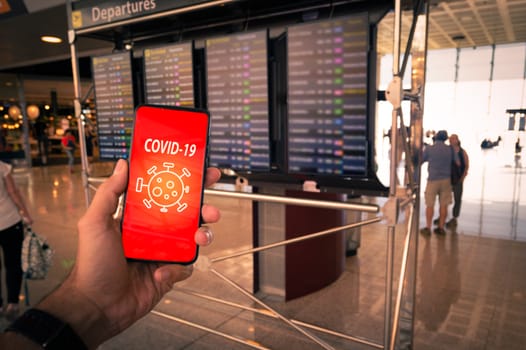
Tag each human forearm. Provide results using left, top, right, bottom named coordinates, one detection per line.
left=0, top=331, right=41, bottom=349
left=0, top=162, right=221, bottom=349
left=5, top=174, right=32, bottom=222
left=36, top=280, right=115, bottom=349
left=0, top=281, right=114, bottom=350
left=11, top=191, right=31, bottom=220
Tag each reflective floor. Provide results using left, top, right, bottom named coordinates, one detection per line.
left=0, top=156, right=525, bottom=349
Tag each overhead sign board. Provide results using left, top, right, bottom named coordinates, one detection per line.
left=70, top=0, right=223, bottom=30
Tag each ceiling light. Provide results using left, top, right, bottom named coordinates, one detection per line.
left=41, top=35, right=63, bottom=44
left=452, top=35, right=466, bottom=41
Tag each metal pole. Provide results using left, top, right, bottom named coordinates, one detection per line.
left=389, top=205, right=414, bottom=350
left=210, top=268, right=336, bottom=350
left=389, top=108, right=400, bottom=193
left=393, top=0, right=402, bottom=77
left=205, top=188, right=379, bottom=213
left=385, top=0, right=403, bottom=347
left=211, top=217, right=381, bottom=263
left=66, top=0, right=91, bottom=207
left=396, top=3, right=429, bottom=349
left=384, top=225, right=395, bottom=348
left=410, top=0, right=428, bottom=333
left=15, top=75, right=32, bottom=168
left=178, top=289, right=384, bottom=349
left=151, top=310, right=272, bottom=350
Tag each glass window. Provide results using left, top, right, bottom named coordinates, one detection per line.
left=493, top=43, right=526, bottom=80
left=454, top=80, right=491, bottom=146
left=426, top=48, right=456, bottom=82
left=423, top=81, right=455, bottom=131
left=490, top=79, right=525, bottom=128
left=458, top=46, right=493, bottom=81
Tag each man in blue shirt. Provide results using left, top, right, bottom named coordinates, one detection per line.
left=421, top=130, right=459, bottom=235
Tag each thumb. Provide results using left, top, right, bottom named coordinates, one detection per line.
left=81, top=159, right=128, bottom=225
left=154, top=265, right=193, bottom=289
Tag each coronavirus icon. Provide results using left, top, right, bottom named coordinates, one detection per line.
left=135, top=162, right=191, bottom=213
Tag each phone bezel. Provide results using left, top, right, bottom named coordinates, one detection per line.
left=121, top=104, right=210, bottom=265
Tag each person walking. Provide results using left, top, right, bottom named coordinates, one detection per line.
left=420, top=130, right=458, bottom=235
left=61, top=129, right=76, bottom=173
left=33, top=118, right=49, bottom=165
left=447, top=134, right=469, bottom=228
left=0, top=160, right=33, bottom=321
left=84, top=124, right=96, bottom=162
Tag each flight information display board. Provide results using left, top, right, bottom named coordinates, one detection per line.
left=287, top=15, right=369, bottom=175
left=206, top=30, right=270, bottom=171
left=92, top=52, right=134, bottom=160
left=143, top=42, right=195, bottom=107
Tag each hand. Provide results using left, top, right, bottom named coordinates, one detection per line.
left=37, top=159, right=221, bottom=349
left=22, top=215, right=33, bottom=226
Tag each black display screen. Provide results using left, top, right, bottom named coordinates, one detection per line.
left=205, top=30, right=270, bottom=172
left=92, top=52, right=134, bottom=160
left=143, top=42, right=195, bottom=107
left=287, top=15, right=369, bottom=175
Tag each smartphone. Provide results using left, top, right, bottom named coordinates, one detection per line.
left=121, top=104, right=210, bottom=264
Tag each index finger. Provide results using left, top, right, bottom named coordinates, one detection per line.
left=204, top=167, right=221, bottom=188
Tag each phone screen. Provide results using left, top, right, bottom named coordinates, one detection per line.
left=121, top=105, right=210, bottom=264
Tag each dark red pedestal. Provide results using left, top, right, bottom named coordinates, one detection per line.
left=285, top=190, right=346, bottom=300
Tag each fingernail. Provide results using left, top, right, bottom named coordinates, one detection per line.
left=112, top=159, right=125, bottom=175
left=203, top=227, right=213, bottom=245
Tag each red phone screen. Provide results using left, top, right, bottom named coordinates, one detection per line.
left=122, top=105, right=209, bottom=264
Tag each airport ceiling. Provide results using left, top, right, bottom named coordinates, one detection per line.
left=0, top=0, right=525, bottom=107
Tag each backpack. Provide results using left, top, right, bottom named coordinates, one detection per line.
left=21, top=226, right=54, bottom=280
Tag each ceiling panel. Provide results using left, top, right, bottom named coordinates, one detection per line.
left=377, top=0, right=526, bottom=54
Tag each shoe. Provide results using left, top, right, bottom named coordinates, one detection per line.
left=433, top=218, right=439, bottom=225
left=446, top=218, right=457, bottom=228
left=4, top=303, right=19, bottom=322
left=420, top=227, right=431, bottom=235
left=346, top=249, right=357, bottom=257
left=434, top=227, right=446, bottom=235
